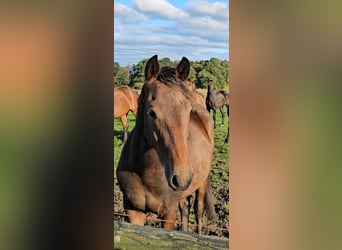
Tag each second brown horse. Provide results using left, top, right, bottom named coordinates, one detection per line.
left=117, top=55, right=216, bottom=234
left=114, top=86, right=139, bottom=143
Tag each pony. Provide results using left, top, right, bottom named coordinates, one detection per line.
left=113, top=86, right=139, bottom=143
left=205, top=80, right=229, bottom=129
left=116, top=55, right=216, bottom=234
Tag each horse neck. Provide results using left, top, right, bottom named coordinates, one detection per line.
left=127, top=107, right=145, bottom=168
left=129, top=87, right=150, bottom=155
left=207, top=84, right=214, bottom=98
left=209, top=82, right=215, bottom=91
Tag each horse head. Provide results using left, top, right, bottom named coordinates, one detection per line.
left=140, top=55, right=194, bottom=191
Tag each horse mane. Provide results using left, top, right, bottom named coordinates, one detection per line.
left=158, top=67, right=188, bottom=90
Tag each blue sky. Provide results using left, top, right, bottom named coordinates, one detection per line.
left=114, top=0, right=229, bottom=66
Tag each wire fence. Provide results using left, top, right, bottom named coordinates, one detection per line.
left=113, top=211, right=229, bottom=238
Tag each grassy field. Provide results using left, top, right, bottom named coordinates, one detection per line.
left=114, top=91, right=229, bottom=237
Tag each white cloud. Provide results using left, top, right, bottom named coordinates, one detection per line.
left=114, top=0, right=229, bottom=66
left=178, top=16, right=229, bottom=42
left=114, top=23, right=227, bottom=65
left=114, top=3, right=148, bottom=23
left=187, top=0, right=229, bottom=20
left=133, top=0, right=189, bottom=20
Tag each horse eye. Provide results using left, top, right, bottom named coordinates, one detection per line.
left=148, top=109, right=157, bottom=119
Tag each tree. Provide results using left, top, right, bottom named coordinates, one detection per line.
left=197, top=69, right=214, bottom=88
left=210, top=57, right=221, bottom=67
left=114, top=66, right=130, bottom=87
left=130, top=59, right=148, bottom=87
left=118, top=57, right=229, bottom=91
left=114, top=62, right=120, bottom=78
left=189, top=65, right=196, bottom=79
left=159, top=57, right=174, bottom=68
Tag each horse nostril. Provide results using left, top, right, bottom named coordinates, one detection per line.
left=170, top=175, right=192, bottom=191
left=171, top=175, right=179, bottom=188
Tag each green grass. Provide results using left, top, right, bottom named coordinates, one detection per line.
left=211, top=113, right=229, bottom=187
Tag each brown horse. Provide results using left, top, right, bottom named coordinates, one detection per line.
left=206, top=80, right=229, bottom=128
left=117, top=55, right=216, bottom=234
left=114, top=86, right=139, bottom=143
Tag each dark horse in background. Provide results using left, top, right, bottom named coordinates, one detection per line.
left=117, top=55, right=216, bottom=234
left=114, top=86, right=139, bottom=144
left=206, top=80, right=230, bottom=141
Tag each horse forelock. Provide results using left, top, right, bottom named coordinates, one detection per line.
left=157, top=67, right=191, bottom=94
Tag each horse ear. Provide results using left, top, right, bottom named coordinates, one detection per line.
left=190, top=105, right=214, bottom=144
left=145, top=55, right=160, bottom=84
left=176, top=57, right=190, bottom=81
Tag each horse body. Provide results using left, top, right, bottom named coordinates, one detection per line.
left=118, top=114, right=212, bottom=216
left=117, top=55, right=215, bottom=233
left=206, top=80, right=229, bottom=130
left=114, top=86, right=139, bottom=143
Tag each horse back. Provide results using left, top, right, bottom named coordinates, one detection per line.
left=119, top=86, right=139, bottom=115
left=217, top=90, right=229, bottom=105
left=114, top=87, right=130, bottom=116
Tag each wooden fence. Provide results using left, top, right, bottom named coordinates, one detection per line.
left=114, top=221, right=229, bottom=250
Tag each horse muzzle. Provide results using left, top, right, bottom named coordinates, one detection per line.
left=169, top=173, right=193, bottom=191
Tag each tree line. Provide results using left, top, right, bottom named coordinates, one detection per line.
left=114, top=57, right=229, bottom=90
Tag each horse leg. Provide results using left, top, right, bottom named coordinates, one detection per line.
left=225, top=105, right=230, bottom=142
left=132, top=109, right=138, bottom=118
left=220, top=106, right=225, bottom=126
left=162, top=205, right=178, bottom=230
left=225, top=125, right=229, bottom=143
left=194, top=180, right=208, bottom=234
left=179, top=196, right=191, bottom=232
left=226, top=104, right=230, bottom=117
left=123, top=196, right=146, bottom=225
left=213, top=109, right=217, bottom=129
left=120, top=115, right=128, bottom=143
left=126, top=209, right=146, bottom=226
left=204, top=180, right=217, bottom=221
